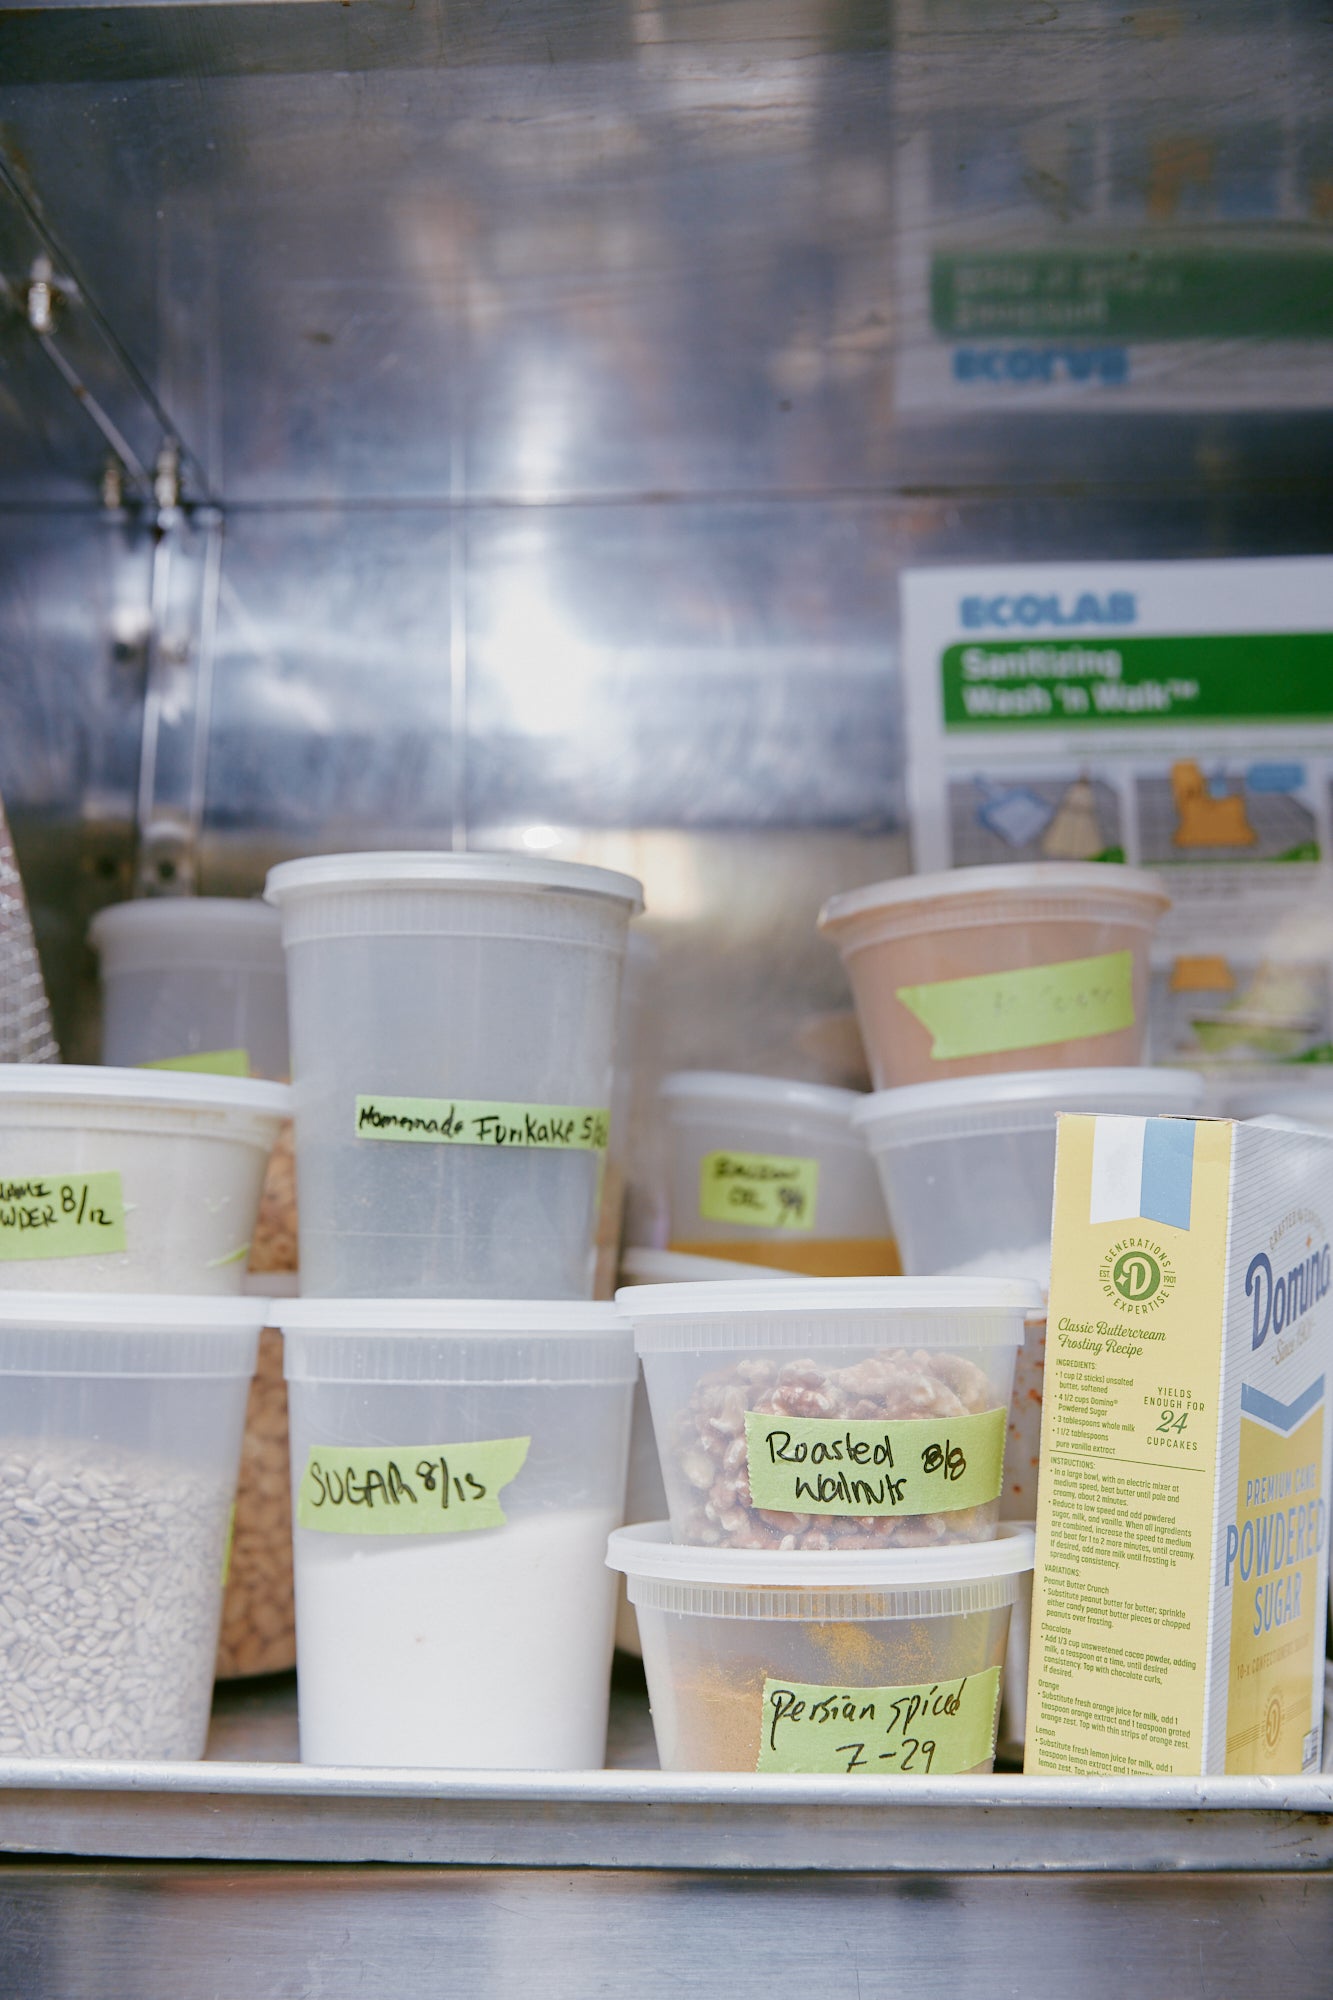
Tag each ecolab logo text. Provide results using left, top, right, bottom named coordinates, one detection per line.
left=959, top=591, right=1137, bottom=631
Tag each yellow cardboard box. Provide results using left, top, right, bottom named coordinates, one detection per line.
left=1026, top=1113, right=1332, bottom=1776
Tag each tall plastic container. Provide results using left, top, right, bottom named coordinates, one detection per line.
left=282, top=1299, right=636, bottom=1768
left=265, top=853, right=643, bottom=1298
left=818, top=862, right=1170, bottom=1089
left=0, top=1293, right=263, bottom=1760
left=0, top=1066, right=290, bottom=1292
left=91, top=898, right=288, bottom=1080
left=658, top=1072, right=896, bottom=1275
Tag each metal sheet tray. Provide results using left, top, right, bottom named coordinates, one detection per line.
left=1, top=1668, right=1331, bottom=1873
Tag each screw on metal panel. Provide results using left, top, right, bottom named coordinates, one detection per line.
left=153, top=439, right=181, bottom=513
left=100, top=457, right=125, bottom=511
left=25, top=255, right=55, bottom=334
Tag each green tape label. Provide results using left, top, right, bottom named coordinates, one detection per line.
left=220, top=1503, right=236, bottom=1589
left=297, top=1438, right=530, bottom=1536
left=744, top=1407, right=1006, bottom=1516
left=699, top=1151, right=819, bottom=1231
left=142, top=1049, right=250, bottom=1077
left=757, top=1668, right=1001, bottom=1775
left=355, top=1097, right=609, bottom=1150
left=0, top=1172, right=127, bottom=1261
left=896, top=949, right=1134, bottom=1061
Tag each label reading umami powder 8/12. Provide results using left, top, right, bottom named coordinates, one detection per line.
left=756, top=1668, right=1001, bottom=1774
left=354, top=1098, right=610, bottom=1150
left=297, top=1438, right=531, bottom=1535
left=896, top=950, right=1135, bottom=1061
left=0, top=1172, right=127, bottom=1260
left=698, top=1151, right=818, bottom=1230
left=744, top=1408, right=1005, bottom=1515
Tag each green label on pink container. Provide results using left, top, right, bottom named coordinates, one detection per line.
left=757, top=1668, right=1001, bottom=1774
left=896, top=948, right=1135, bottom=1060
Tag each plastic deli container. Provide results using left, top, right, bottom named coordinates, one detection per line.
left=281, top=1299, right=636, bottom=1768
left=91, top=897, right=289, bottom=1080
left=818, top=863, right=1170, bottom=1090
left=853, top=1067, right=1208, bottom=1287
left=620, top=1277, right=1040, bottom=1550
left=608, top=1520, right=1035, bottom=1774
left=0, top=1067, right=291, bottom=1293
left=265, top=853, right=643, bottom=1298
left=659, top=1072, right=897, bottom=1277
left=0, top=1293, right=262, bottom=1759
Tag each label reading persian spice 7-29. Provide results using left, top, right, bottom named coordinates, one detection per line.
left=354, top=1097, right=609, bottom=1150
left=698, top=1151, right=818, bottom=1230
left=744, top=1408, right=1005, bottom=1515
left=756, top=1669, right=1001, bottom=1774
left=297, top=1438, right=530, bottom=1536
left=0, top=1172, right=127, bottom=1261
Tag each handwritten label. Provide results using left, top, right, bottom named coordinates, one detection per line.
left=698, top=1151, right=819, bottom=1231
left=0, top=1172, right=127, bottom=1261
left=297, top=1437, right=530, bottom=1535
left=354, top=1097, right=609, bottom=1150
left=756, top=1668, right=1002, bottom=1775
left=744, top=1407, right=1005, bottom=1516
left=896, top=949, right=1135, bottom=1061
left=142, top=1049, right=250, bottom=1077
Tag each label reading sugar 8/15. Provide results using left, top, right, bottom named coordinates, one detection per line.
left=756, top=1668, right=1002, bottom=1774
left=0, top=1172, right=127, bottom=1260
left=354, top=1097, right=610, bottom=1150
left=297, top=1437, right=531, bottom=1535
left=698, top=1151, right=819, bottom=1230
left=744, top=1407, right=1006, bottom=1516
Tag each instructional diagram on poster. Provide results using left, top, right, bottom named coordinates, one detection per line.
left=902, top=557, right=1333, bottom=1068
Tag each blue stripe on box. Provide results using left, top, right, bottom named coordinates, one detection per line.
left=1139, top=1118, right=1195, bottom=1231
left=1240, top=1376, right=1325, bottom=1436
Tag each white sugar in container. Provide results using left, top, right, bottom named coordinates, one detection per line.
left=91, top=897, right=289, bottom=1080
left=620, top=1276, right=1039, bottom=1551
left=282, top=1299, right=635, bottom=1768
left=658, top=1072, right=894, bottom=1275
left=265, top=853, right=643, bottom=1298
left=608, top=1521, right=1035, bottom=1773
left=0, top=1293, right=263, bottom=1759
left=0, top=1067, right=290, bottom=1292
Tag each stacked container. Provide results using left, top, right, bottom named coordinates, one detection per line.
left=265, top=852, right=644, bottom=1769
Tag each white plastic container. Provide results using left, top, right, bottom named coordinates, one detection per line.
left=608, top=1520, right=1035, bottom=1773
left=658, top=1072, right=896, bottom=1276
left=265, top=852, right=644, bottom=1298
left=0, top=1293, right=263, bottom=1760
left=1218, top=1074, right=1333, bottom=1126
left=852, top=1067, right=1208, bottom=1287
left=0, top=1067, right=291, bottom=1292
left=281, top=1298, right=636, bottom=1768
left=818, top=862, right=1170, bottom=1090
left=620, top=1276, right=1039, bottom=1550
left=91, top=898, right=288, bottom=1080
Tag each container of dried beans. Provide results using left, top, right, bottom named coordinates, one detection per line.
left=607, top=1519, right=1035, bottom=1773
left=618, top=1276, right=1040, bottom=1551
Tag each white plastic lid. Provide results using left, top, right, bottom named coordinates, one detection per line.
left=852, top=1066, right=1208, bottom=1138
left=617, top=1275, right=1041, bottom=1351
left=90, top=898, right=282, bottom=963
left=0, top=1064, right=291, bottom=1118
left=265, top=850, right=644, bottom=913
left=1221, top=1076, right=1333, bottom=1124
left=619, top=1247, right=788, bottom=1285
left=659, top=1071, right=865, bottom=1127
left=819, top=860, right=1169, bottom=930
left=278, top=1298, right=627, bottom=1336
left=607, top=1519, right=1035, bottom=1587
left=0, top=1293, right=270, bottom=1332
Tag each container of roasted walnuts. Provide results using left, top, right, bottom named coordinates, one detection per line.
left=618, top=1278, right=1040, bottom=1552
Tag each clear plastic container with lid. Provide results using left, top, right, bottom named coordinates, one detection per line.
left=90, top=897, right=289, bottom=1080
left=281, top=1298, right=636, bottom=1768
left=0, top=1292, right=264, bottom=1760
left=608, top=1520, right=1034, bottom=1773
left=0, top=1066, right=290, bottom=1292
left=265, top=852, right=644, bottom=1298
left=818, top=862, right=1171, bottom=1090
left=619, top=1276, right=1040, bottom=1551
left=658, top=1071, right=896, bottom=1276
